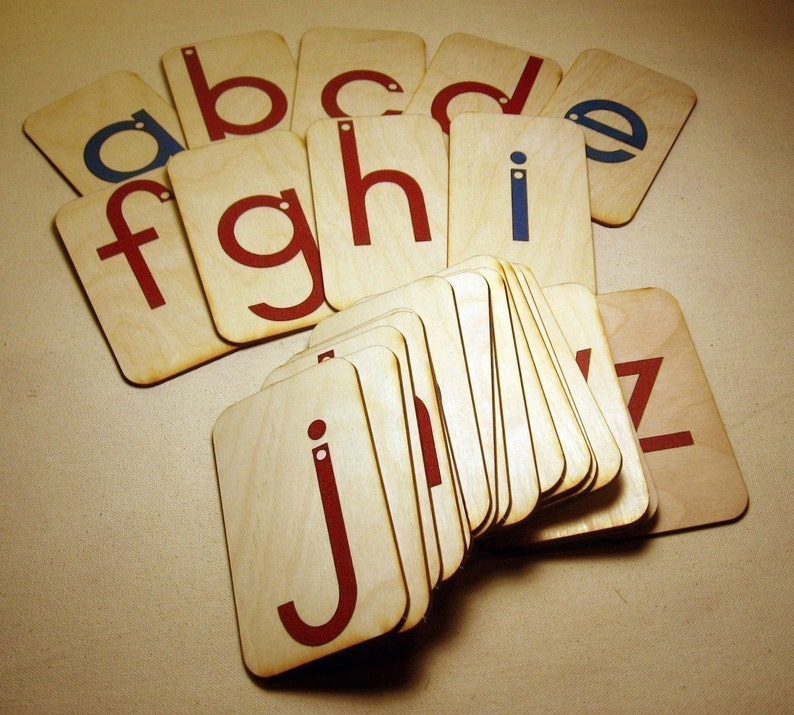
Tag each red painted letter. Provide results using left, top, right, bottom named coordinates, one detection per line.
left=98, top=179, right=172, bottom=309
left=337, top=120, right=432, bottom=246
left=321, top=69, right=404, bottom=118
left=181, top=46, right=288, bottom=141
left=216, top=188, right=325, bottom=321
left=430, top=55, right=544, bottom=135
left=277, top=419, right=357, bottom=646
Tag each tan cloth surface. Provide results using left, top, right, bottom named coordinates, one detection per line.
left=2, top=1, right=791, bottom=711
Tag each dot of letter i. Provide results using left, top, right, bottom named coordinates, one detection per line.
left=510, top=151, right=529, bottom=242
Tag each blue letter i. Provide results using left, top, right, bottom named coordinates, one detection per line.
left=510, top=151, right=529, bottom=242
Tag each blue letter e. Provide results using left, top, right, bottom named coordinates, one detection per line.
left=566, top=99, right=647, bottom=163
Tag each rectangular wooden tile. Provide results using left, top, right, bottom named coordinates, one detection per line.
left=54, top=167, right=233, bottom=385
left=406, top=33, right=561, bottom=137
left=24, top=71, right=185, bottom=195
left=597, top=287, right=748, bottom=534
left=449, top=114, right=595, bottom=291
left=162, top=31, right=296, bottom=148
left=291, top=27, right=426, bottom=137
left=541, top=49, right=696, bottom=226
left=167, top=131, right=333, bottom=344
left=213, top=358, right=407, bottom=677
left=264, top=343, right=431, bottom=630
left=307, top=115, right=448, bottom=309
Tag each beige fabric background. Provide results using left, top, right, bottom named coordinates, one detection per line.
left=2, top=1, right=792, bottom=712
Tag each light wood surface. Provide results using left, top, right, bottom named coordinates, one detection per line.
left=167, top=130, right=332, bottom=343
left=405, top=33, right=561, bottom=136
left=598, top=287, right=748, bottom=534
left=54, top=166, right=233, bottom=384
left=307, top=115, right=448, bottom=308
left=291, top=27, right=426, bottom=137
left=310, top=276, right=490, bottom=535
left=448, top=114, right=595, bottom=290
left=213, top=358, right=408, bottom=677
left=24, top=71, right=186, bottom=195
left=162, top=31, right=296, bottom=148
left=541, top=49, right=696, bottom=226
left=6, top=3, right=792, bottom=711
left=264, top=343, right=432, bottom=631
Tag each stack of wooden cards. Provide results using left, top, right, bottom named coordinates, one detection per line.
left=212, top=256, right=747, bottom=677
left=24, top=27, right=747, bottom=678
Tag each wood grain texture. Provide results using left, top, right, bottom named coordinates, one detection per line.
left=598, top=287, right=748, bottom=534
left=167, top=130, right=332, bottom=344
left=162, top=31, right=296, bottom=148
left=213, top=358, right=407, bottom=678
left=291, top=27, right=426, bottom=137
left=405, top=33, right=561, bottom=137
left=264, top=343, right=431, bottom=630
left=310, top=276, right=490, bottom=536
left=307, top=115, right=448, bottom=309
left=514, top=265, right=622, bottom=494
left=54, top=167, right=233, bottom=385
left=307, top=310, right=465, bottom=582
left=541, top=49, right=696, bottom=226
left=24, top=71, right=185, bottom=195
left=448, top=114, right=595, bottom=290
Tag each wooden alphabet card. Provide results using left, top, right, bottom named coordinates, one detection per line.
left=405, top=33, right=562, bottom=136
left=24, top=71, right=185, bottom=196
left=213, top=358, right=411, bottom=677
left=541, top=49, right=696, bottom=226
left=448, top=114, right=594, bottom=290
left=307, top=115, right=449, bottom=309
left=162, top=31, right=296, bottom=148
left=167, top=130, right=333, bottom=344
left=596, top=288, right=748, bottom=535
left=54, top=166, right=234, bottom=385
left=264, top=343, right=433, bottom=631
left=291, top=27, right=426, bottom=137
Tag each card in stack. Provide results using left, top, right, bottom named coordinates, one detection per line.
left=54, top=166, right=234, bottom=384
left=310, top=276, right=491, bottom=537
left=213, top=357, right=411, bottom=677
left=456, top=256, right=593, bottom=503
left=162, top=31, right=296, bottom=148
left=439, top=267, right=542, bottom=530
left=291, top=27, right=426, bottom=137
left=24, top=71, right=185, bottom=195
left=448, top=114, right=595, bottom=291
left=405, top=33, right=562, bottom=136
left=167, top=130, right=333, bottom=344
left=307, top=115, right=449, bottom=309
left=596, top=288, right=748, bottom=535
left=264, top=342, right=432, bottom=630
left=540, top=49, right=696, bottom=226
left=491, top=282, right=653, bottom=547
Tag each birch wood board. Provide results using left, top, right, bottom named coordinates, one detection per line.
left=263, top=344, right=431, bottom=630
left=448, top=114, right=595, bottom=291
left=167, top=130, right=333, bottom=344
left=212, top=358, right=408, bottom=678
left=513, top=265, right=622, bottom=494
left=405, top=33, right=561, bottom=137
left=54, top=166, right=233, bottom=385
left=24, top=71, right=186, bottom=196
left=597, top=287, right=748, bottom=535
left=291, top=27, right=426, bottom=137
left=540, top=48, right=696, bottom=226
left=307, top=115, right=448, bottom=309
left=162, top=30, right=296, bottom=149
left=269, top=325, right=445, bottom=588
left=310, top=275, right=489, bottom=535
